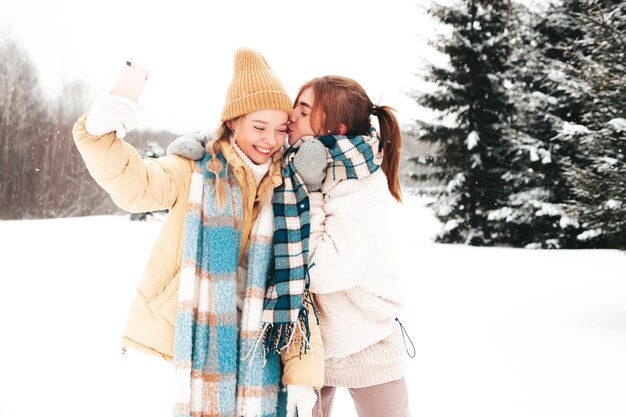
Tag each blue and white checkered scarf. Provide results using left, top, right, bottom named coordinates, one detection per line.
left=173, top=150, right=287, bottom=417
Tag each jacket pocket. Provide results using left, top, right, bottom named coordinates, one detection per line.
left=146, top=267, right=180, bottom=313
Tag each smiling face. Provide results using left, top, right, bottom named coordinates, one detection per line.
left=230, top=109, right=289, bottom=164
left=287, top=87, right=320, bottom=145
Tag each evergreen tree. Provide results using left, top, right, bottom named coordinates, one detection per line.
left=415, top=0, right=520, bottom=245
left=570, top=0, right=625, bottom=126
left=492, top=1, right=594, bottom=248
left=558, top=0, right=626, bottom=248
left=414, top=0, right=624, bottom=248
left=510, top=0, right=625, bottom=248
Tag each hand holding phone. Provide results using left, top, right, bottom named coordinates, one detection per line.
left=111, top=61, right=149, bottom=102
left=85, top=61, right=148, bottom=139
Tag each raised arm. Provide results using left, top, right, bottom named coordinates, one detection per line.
left=73, top=112, right=192, bottom=213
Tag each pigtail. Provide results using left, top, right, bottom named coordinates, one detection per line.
left=207, top=121, right=236, bottom=212
left=376, top=106, right=403, bottom=202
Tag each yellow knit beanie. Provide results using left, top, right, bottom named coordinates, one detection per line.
left=220, top=48, right=293, bottom=122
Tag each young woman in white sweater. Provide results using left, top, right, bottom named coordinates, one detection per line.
left=286, top=75, right=410, bottom=417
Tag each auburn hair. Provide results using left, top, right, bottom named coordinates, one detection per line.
left=294, top=76, right=402, bottom=202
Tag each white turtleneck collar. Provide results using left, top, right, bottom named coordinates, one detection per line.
left=230, top=138, right=272, bottom=186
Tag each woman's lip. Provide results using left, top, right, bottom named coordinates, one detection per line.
left=253, top=145, right=271, bottom=155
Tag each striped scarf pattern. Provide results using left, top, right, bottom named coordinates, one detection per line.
left=261, top=129, right=383, bottom=353
left=173, top=151, right=286, bottom=417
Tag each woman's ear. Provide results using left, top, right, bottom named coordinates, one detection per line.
left=227, top=119, right=239, bottom=131
left=338, top=123, right=347, bottom=135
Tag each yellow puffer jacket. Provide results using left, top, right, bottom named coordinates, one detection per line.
left=72, top=115, right=323, bottom=388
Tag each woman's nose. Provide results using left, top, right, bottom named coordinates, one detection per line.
left=264, top=132, right=277, bottom=146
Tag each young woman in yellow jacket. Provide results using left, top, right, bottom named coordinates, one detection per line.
left=72, top=48, right=322, bottom=417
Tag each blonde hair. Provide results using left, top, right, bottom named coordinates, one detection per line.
left=205, top=115, right=280, bottom=211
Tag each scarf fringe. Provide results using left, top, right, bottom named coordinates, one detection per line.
left=246, top=287, right=319, bottom=363
left=263, top=305, right=310, bottom=355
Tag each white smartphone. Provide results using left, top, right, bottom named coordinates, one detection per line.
left=111, top=61, right=149, bottom=102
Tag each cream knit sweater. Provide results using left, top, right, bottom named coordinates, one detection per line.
left=308, top=169, right=406, bottom=388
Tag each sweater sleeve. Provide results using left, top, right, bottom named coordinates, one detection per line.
left=72, top=114, right=192, bottom=213
left=280, top=296, right=325, bottom=390
left=307, top=186, right=370, bottom=294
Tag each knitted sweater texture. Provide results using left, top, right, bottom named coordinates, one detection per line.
left=308, top=169, right=406, bottom=388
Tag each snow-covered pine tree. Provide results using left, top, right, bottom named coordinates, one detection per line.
left=414, top=0, right=520, bottom=245
left=574, top=0, right=625, bottom=126
left=494, top=1, right=593, bottom=248
left=557, top=0, right=626, bottom=248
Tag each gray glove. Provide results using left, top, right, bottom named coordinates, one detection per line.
left=166, top=132, right=209, bottom=160
left=293, top=139, right=327, bottom=192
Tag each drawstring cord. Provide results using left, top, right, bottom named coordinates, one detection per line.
left=305, top=262, right=319, bottom=325
left=395, top=317, right=416, bottom=358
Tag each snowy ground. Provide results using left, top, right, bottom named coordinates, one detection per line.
left=1, top=194, right=625, bottom=417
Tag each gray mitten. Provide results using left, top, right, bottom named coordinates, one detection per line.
left=166, top=132, right=209, bottom=160
left=293, top=138, right=327, bottom=192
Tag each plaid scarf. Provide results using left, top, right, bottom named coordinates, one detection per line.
left=262, top=128, right=383, bottom=353
left=173, top=151, right=286, bottom=417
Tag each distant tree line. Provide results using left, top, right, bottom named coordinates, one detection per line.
left=413, top=0, right=625, bottom=249
left=0, top=33, right=179, bottom=220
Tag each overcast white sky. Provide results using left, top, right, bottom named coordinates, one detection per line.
left=0, top=0, right=449, bottom=134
